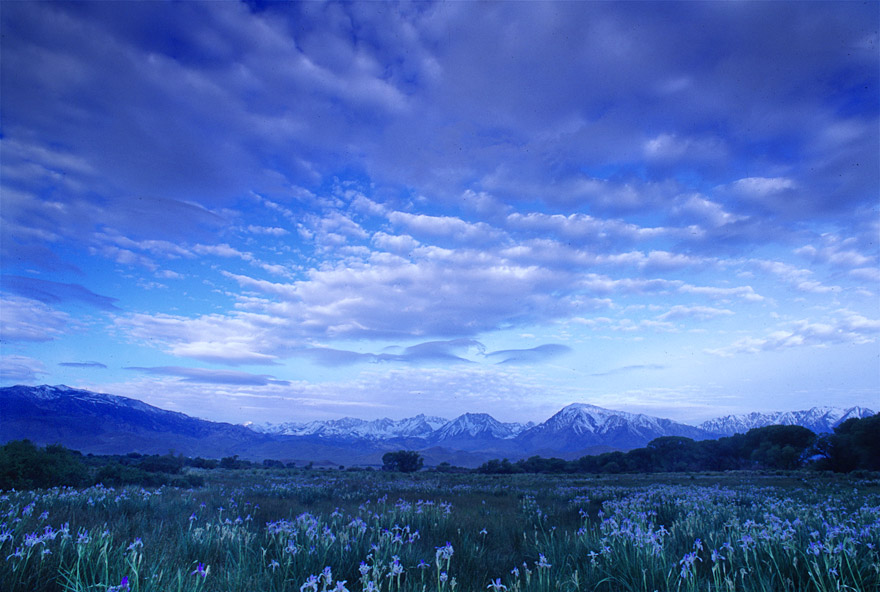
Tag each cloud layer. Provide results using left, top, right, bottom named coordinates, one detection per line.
left=1, top=2, right=877, bottom=422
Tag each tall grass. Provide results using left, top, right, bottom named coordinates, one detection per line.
left=1, top=471, right=878, bottom=591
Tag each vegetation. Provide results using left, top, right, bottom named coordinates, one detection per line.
left=381, top=450, right=424, bottom=473
left=0, top=440, right=87, bottom=491
left=0, top=417, right=876, bottom=590
left=478, top=417, right=879, bottom=474
left=1, top=469, right=878, bottom=592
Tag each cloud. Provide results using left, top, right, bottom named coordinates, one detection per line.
left=296, top=339, right=484, bottom=366
left=388, top=211, right=505, bottom=246
left=0, top=296, right=72, bottom=342
left=0, top=355, right=48, bottom=383
left=591, top=364, right=666, bottom=377
left=298, top=340, right=573, bottom=367
left=678, top=284, right=763, bottom=302
left=485, top=344, right=572, bottom=365
left=1, top=276, right=119, bottom=310
left=643, top=133, right=726, bottom=162
left=371, top=232, right=420, bottom=255
left=59, top=361, right=108, bottom=369
left=707, top=312, right=880, bottom=356
left=126, top=366, right=290, bottom=386
left=656, top=305, right=734, bottom=322
left=795, top=243, right=873, bottom=268
left=505, top=212, right=674, bottom=246
left=116, top=312, right=288, bottom=365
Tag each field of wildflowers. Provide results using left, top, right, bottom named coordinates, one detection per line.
left=2, top=470, right=878, bottom=591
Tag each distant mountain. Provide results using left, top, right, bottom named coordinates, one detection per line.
left=699, top=406, right=876, bottom=437
left=250, top=414, right=449, bottom=440
left=432, top=413, right=531, bottom=441
left=0, top=384, right=269, bottom=458
left=514, top=403, right=712, bottom=453
left=2, top=385, right=874, bottom=469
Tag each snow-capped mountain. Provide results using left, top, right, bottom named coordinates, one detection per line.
left=12, top=383, right=162, bottom=414
left=251, top=414, right=450, bottom=440
left=515, top=403, right=712, bottom=452
left=3, top=385, right=876, bottom=468
left=432, top=413, right=531, bottom=441
left=699, top=406, right=876, bottom=437
left=0, top=384, right=268, bottom=457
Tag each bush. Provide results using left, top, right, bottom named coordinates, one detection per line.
left=382, top=450, right=424, bottom=472
left=0, top=440, right=88, bottom=490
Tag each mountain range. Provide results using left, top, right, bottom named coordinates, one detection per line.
left=1, top=385, right=875, bottom=468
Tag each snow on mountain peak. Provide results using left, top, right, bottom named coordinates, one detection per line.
left=433, top=413, right=522, bottom=440
left=698, top=406, right=876, bottom=436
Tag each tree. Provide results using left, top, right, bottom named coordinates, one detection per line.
left=814, top=414, right=880, bottom=472
left=382, top=450, right=424, bottom=473
left=0, top=440, right=88, bottom=490
left=742, top=425, right=816, bottom=470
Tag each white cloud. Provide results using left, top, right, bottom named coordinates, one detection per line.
left=506, top=212, right=674, bottom=244
left=679, top=284, right=764, bottom=302
left=657, top=305, right=734, bottom=322
left=643, top=133, right=726, bottom=162
left=388, top=211, right=504, bottom=245
left=0, top=296, right=72, bottom=342
left=371, top=232, right=420, bottom=254
left=729, top=177, right=797, bottom=198
left=116, top=312, right=288, bottom=365
left=707, top=312, right=880, bottom=356
left=246, top=225, right=289, bottom=236
left=0, top=355, right=48, bottom=382
left=796, top=243, right=873, bottom=268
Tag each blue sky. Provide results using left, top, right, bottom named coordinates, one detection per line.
left=1, top=1, right=877, bottom=425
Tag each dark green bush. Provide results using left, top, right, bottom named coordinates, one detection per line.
left=0, top=440, right=88, bottom=490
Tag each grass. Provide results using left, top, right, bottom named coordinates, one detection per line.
left=1, top=470, right=878, bottom=591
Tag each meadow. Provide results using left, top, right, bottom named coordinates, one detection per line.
left=2, top=470, right=878, bottom=592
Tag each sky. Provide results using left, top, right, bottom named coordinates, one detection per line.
left=1, top=1, right=878, bottom=427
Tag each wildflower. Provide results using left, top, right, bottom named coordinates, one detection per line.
left=334, top=581, right=349, bottom=592
left=710, top=548, right=726, bottom=563
left=108, top=576, right=130, bottom=592
left=364, top=582, right=378, bottom=592
left=436, top=542, right=454, bottom=561
left=6, top=547, right=23, bottom=561
left=479, top=528, right=488, bottom=535
left=417, top=560, right=429, bottom=569
left=268, top=559, right=280, bottom=572
left=535, top=554, right=551, bottom=569
left=127, top=538, right=143, bottom=552
left=440, top=572, right=449, bottom=582
left=679, top=551, right=702, bottom=579
left=359, top=561, right=370, bottom=576
left=388, top=556, right=404, bottom=577
left=487, top=578, right=507, bottom=591
left=321, top=566, right=333, bottom=586
left=300, top=574, right=319, bottom=592
left=191, top=562, right=209, bottom=578
left=510, top=567, right=519, bottom=578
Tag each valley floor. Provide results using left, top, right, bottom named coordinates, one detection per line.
left=2, top=470, right=879, bottom=591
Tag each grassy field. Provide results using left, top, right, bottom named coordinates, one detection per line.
left=2, top=470, right=878, bottom=591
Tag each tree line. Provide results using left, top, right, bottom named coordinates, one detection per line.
left=1, top=414, right=876, bottom=489
left=476, top=415, right=879, bottom=474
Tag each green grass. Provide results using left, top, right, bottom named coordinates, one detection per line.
left=2, top=470, right=879, bottom=591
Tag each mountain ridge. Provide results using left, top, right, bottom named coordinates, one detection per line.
left=1, top=385, right=875, bottom=467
